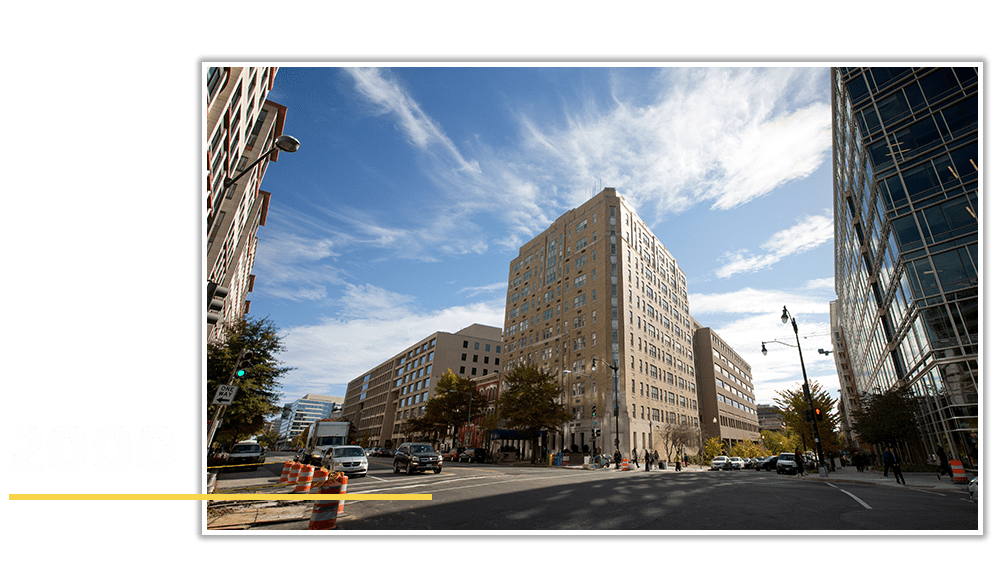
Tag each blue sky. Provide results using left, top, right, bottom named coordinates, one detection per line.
left=252, top=65, right=839, bottom=408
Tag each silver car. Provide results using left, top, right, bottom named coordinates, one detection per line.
left=321, top=445, right=369, bottom=477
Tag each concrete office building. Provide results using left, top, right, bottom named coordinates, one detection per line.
left=341, top=324, right=502, bottom=449
left=693, top=322, right=759, bottom=446
left=756, top=404, right=786, bottom=433
left=501, top=188, right=699, bottom=458
left=205, top=66, right=291, bottom=342
left=831, top=66, right=978, bottom=466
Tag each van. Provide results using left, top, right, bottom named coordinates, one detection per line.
left=227, top=441, right=265, bottom=471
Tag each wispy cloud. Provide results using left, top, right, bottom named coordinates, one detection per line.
left=344, top=67, right=481, bottom=175
left=511, top=67, right=831, bottom=221
left=276, top=284, right=504, bottom=402
left=332, top=66, right=831, bottom=262
left=714, top=213, right=834, bottom=279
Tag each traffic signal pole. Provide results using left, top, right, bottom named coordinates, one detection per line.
left=791, top=315, right=826, bottom=475
left=207, top=348, right=252, bottom=450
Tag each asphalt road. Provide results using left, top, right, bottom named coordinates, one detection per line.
left=233, top=456, right=977, bottom=531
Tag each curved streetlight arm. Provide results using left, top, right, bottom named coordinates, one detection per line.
left=223, top=134, right=301, bottom=189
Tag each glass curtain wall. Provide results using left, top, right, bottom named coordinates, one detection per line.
left=832, top=66, right=978, bottom=468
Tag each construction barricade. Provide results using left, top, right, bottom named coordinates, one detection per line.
left=294, top=465, right=315, bottom=493
left=950, top=460, right=969, bottom=483
left=309, top=472, right=349, bottom=530
left=286, top=462, right=302, bottom=487
left=622, top=457, right=629, bottom=471
left=312, top=467, right=329, bottom=492
left=280, top=461, right=295, bottom=484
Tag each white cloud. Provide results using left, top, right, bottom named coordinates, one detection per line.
left=328, top=67, right=832, bottom=263
left=275, top=284, right=505, bottom=403
left=345, top=67, right=481, bottom=175
left=715, top=213, right=833, bottom=279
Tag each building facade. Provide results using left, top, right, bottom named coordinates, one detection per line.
left=206, top=66, right=290, bottom=342
left=756, top=404, right=785, bottom=433
left=340, top=324, right=502, bottom=449
left=693, top=322, right=759, bottom=446
left=829, top=299, right=861, bottom=448
left=831, top=66, right=978, bottom=466
left=501, top=188, right=699, bottom=458
left=277, top=393, right=342, bottom=448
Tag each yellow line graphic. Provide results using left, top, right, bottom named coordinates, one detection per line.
left=10, top=494, right=431, bottom=501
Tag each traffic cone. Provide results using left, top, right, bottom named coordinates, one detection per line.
left=294, top=465, right=315, bottom=493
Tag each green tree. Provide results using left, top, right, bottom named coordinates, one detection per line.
left=702, top=436, right=725, bottom=460
left=495, top=364, right=573, bottom=463
left=761, top=429, right=798, bottom=454
left=207, top=316, right=291, bottom=447
left=851, top=389, right=921, bottom=453
left=407, top=370, right=488, bottom=446
left=775, top=380, right=842, bottom=455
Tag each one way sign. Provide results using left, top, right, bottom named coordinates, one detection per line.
left=212, top=384, right=238, bottom=405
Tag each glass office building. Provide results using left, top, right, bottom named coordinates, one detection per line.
left=831, top=66, right=978, bottom=467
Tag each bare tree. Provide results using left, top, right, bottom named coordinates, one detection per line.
left=659, top=423, right=699, bottom=460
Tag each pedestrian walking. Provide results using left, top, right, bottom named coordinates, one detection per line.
left=614, top=448, right=622, bottom=469
left=631, top=448, right=638, bottom=466
left=794, top=448, right=804, bottom=477
left=882, top=447, right=892, bottom=477
left=889, top=446, right=905, bottom=485
left=936, top=445, right=953, bottom=480
left=644, top=449, right=651, bottom=471
left=653, top=450, right=660, bottom=467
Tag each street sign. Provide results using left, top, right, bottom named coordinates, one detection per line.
left=212, top=384, right=238, bottom=405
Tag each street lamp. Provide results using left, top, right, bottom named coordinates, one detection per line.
left=592, top=358, right=620, bottom=452
left=764, top=306, right=827, bottom=475
left=223, top=134, right=301, bottom=189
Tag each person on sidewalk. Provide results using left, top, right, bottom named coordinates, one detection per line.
left=936, top=445, right=953, bottom=480
left=889, top=446, right=905, bottom=485
left=614, top=448, right=622, bottom=469
left=794, top=448, right=804, bottom=477
left=631, top=448, right=638, bottom=469
left=883, top=447, right=892, bottom=477
left=644, top=449, right=651, bottom=471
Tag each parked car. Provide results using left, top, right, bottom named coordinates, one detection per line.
left=757, top=455, right=778, bottom=471
left=371, top=447, right=393, bottom=457
left=711, top=456, right=731, bottom=471
left=775, top=452, right=798, bottom=475
left=226, top=441, right=266, bottom=471
left=393, top=442, right=443, bottom=475
left=443, top=447, right=463, bottom=462
left=321, top=445, right=369, bottom=477
left=729, top=457, right=743, bottom=470
left=459, top=447, right=487, bottom=463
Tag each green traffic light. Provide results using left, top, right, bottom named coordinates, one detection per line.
left=236, top=369, right=247, bottom=377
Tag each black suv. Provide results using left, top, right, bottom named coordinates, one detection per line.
left=393, top=443, right=443, bottom=475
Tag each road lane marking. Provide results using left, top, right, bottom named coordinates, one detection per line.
left=825, top=483, right=872, bottom=509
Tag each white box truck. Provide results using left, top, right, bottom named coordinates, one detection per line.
left=300, top=420, right=351, bottom=465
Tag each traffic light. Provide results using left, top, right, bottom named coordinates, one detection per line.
left=814, top=407, right=823, bottom=422
left=235, top=351, right=254, bottom=378
left=207, top=281, right=228, bottom=325
left=591, top=404, right=597, bottom=418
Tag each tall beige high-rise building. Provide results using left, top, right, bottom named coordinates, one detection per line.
left=205, top=66, right=292, bottom=342
left=501, top=188, right=699, bottom=458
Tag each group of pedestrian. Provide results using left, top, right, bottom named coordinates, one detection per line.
left=853, top=451, right=871, bottom=472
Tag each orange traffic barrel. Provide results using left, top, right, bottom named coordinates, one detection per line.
left=294, top=465, right=315, bottom=493
left=286, top=462, right=302, bottom=487
left=950, top=459, right=969, bottom=483
left=312, top=467, right=330, bottom=493
left=280, top=461, right=295, bottom=484
left=622, top=457, right=629, bottom=471
left=308, top=473, right=347, bottom=530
